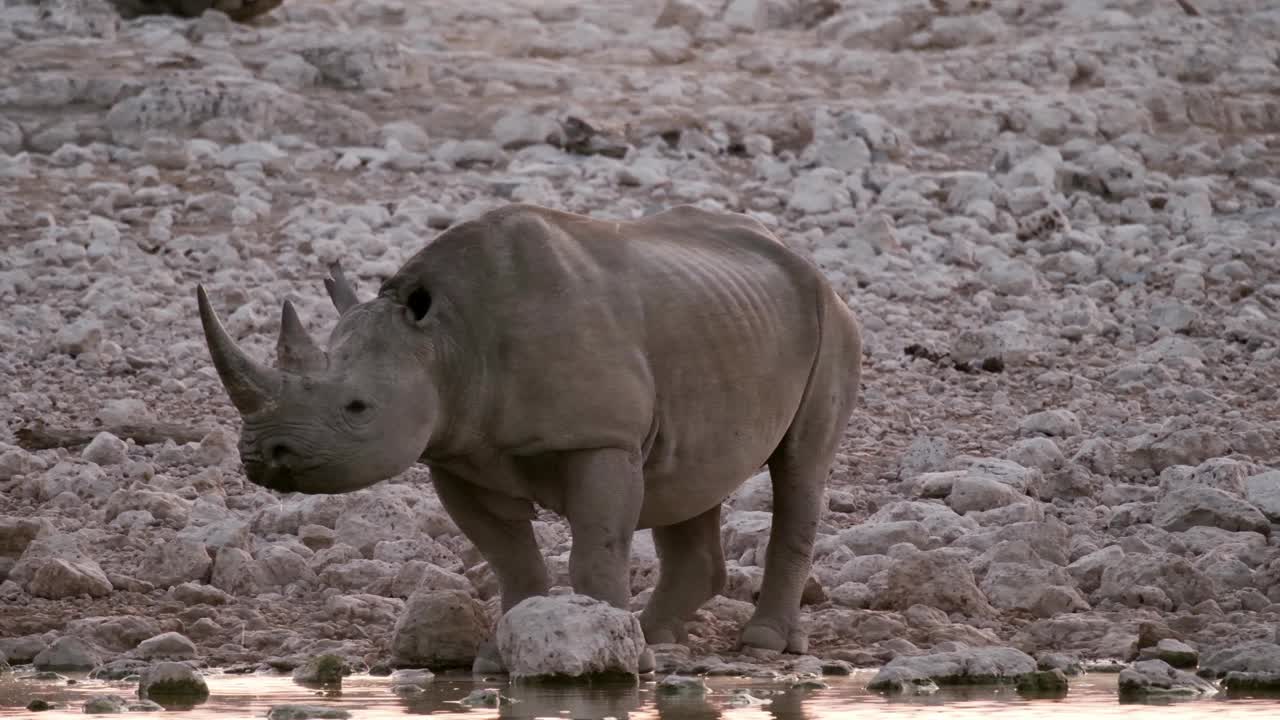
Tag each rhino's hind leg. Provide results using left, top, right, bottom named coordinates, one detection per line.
left=740, top=347, right=857, bottom=654
left=738, top=448, right=829, bottom=653
left=639, top=505, right=727, bottom=645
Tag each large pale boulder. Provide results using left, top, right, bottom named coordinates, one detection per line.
left=28, top=558, right=113, bottom=599
left=0, top=517, right=49, bottom=583
left=67, top=616, right=163, bottom=654
left=947, top=475, right=1020, bottom=514
left=1200, top=640, right=1280, bottom=677
left=1153, top=486, right=1270, bottom=535
left=1096, top=553, right=1216, bottom=609
left=872, top=547, right=996, bottom=618
left=979, top=562, right=1089, bottom=618
left=817, top=520, right=930, bottom=557
left=496, top=594, right=646, bottom=680
left=720, top=510, right=773, bottom=559
left=136, top=538, right=213, bottom=588
left=1245, top=471, right=1280, bottom=521
left=33, top=637, right=101, bottom=671
left=334, top=496, right=420, bottom=556
left=135, top=632, right=198, bottom=660
left=1066, top=545, right=1124, bottom=595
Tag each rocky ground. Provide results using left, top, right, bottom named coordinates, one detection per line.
left=2, top=0, right=1280, bottom=699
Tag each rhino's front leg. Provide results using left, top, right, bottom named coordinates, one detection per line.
left=432, top=470, right=551, bottom=671
left=561, top=448, right=644, bottom=609
left=433, top=471, right=551, bottom=609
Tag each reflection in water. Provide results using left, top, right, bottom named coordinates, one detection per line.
left=503, top=680, right=644, bottom=719
left=655, top=690, right=722, bottom=720
left=2, top=669, right=1280, bottom=719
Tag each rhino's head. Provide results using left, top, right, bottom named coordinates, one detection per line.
left=196, top=265, right=439, bottom=495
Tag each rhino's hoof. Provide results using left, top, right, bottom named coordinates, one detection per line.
left=638, top=649, right=655, bottom=674
left=642, top=626, right=679, bottom=646
left=472, top=641, right=505, bottom=675
left=740, top=622, right=808, bottom=654
left=739, top=624, right=787, bottom=652
left=472, top=655, right=504, bottom=674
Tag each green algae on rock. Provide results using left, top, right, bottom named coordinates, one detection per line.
left=291, top=654, right=347, bottom=686
left=1016, top=668, right=1070, bottom=698
left=137, top=662, right=210, bottom=705
left=1138, top=639, right=1199, bottom=670
left=656, top=674, right=710, bottom=694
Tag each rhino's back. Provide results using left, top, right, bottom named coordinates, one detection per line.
left=397, top=204, right=843, bottom=524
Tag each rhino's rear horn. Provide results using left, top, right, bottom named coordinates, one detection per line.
left=196, top=285, right=283, bottom=416
left=277, top=300, right=328, bottom=374
left=324, top=262, right=361, bottom=315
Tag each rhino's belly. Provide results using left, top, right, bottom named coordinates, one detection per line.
left=635, top=390, right=802, bottom=529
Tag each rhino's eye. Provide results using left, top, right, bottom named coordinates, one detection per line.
left=345, top=400, right=369, bottom=415
left=407, top=287, right=432, bottom=322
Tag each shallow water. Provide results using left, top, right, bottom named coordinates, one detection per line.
left=2, top=669, right=1278, bottom=719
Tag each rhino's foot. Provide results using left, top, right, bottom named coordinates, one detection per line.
left=638, top=649, right=656, bottom=674
left=640, top=617, right=688, bottom=647
left=472, top=639, right=505, bottom=675
left=739, top=620, right=808, bottom=655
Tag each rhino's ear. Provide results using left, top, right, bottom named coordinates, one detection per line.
left=323, top=262, right=361, bottom=316
left=277, top=300, right=328, bottom=374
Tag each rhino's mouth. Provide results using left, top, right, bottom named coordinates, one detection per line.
left=242, top=458, right=297, bottom=494
left=242, top=450, right=382, bottom=496
left=239, top=436, right=332, bottom=490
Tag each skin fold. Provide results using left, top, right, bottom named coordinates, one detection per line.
left=197, top=202, right=863, bottom=662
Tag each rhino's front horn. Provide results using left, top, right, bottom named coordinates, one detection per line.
left=196, top=285, right=282, bottom=416
left=277, top=300, right=328, bottom=374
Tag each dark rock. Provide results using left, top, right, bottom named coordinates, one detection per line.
left=1222, top=671, right=1280, bottom=693
left=1138, top=639, right=1199, bottom=669
left=91, top=659, right=151, bottom=680
left=390, top=590, right=490, bottom=669
left=33, top=637, right=101, bottom=671
left=1016, top=668, right=1069, bottom=698
left=1036, top=652, right=1083, bottom=676
left=1118, top=660, right=1216, bottom=699
left=137, top=662, right=210, bottom=702
left=291, top=654, right=347, bottom=685
left=868, top=647, right=1036, bottom=688
left=1200, top=640, right=1280, bottom=677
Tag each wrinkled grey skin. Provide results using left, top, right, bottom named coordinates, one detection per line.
left=198, top=203, right=863, bottom=662
left=110, top=0, right=283, bottom=22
